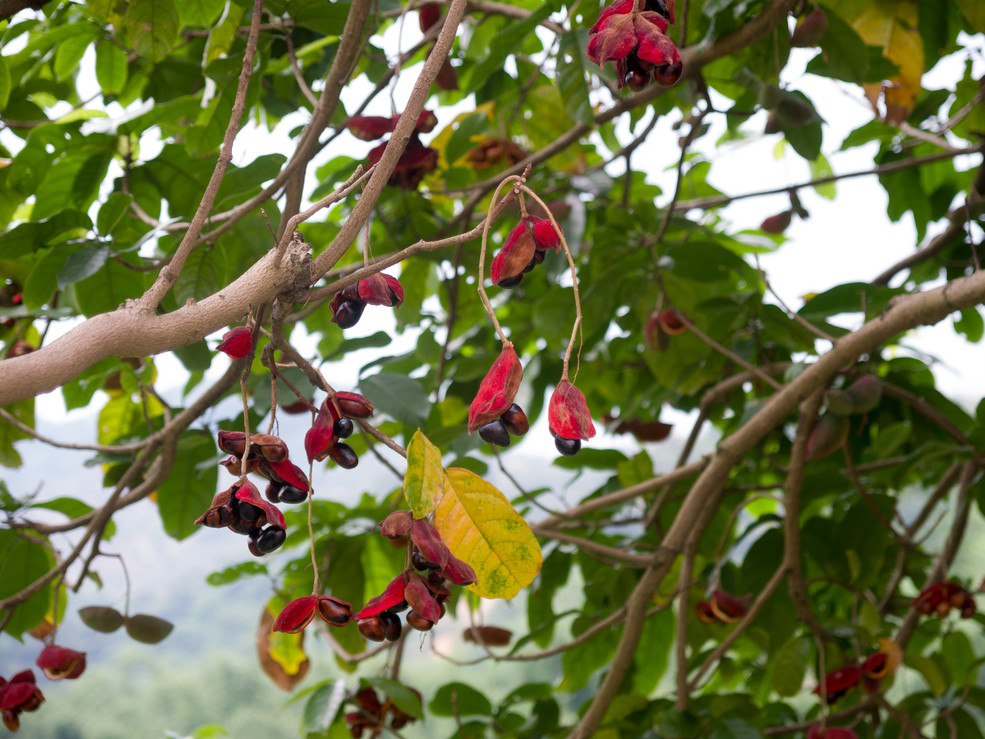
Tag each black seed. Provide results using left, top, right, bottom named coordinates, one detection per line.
left=237, top=500, right=261, bottom=522
left=229, top=518, right=260, bottom=536
left=278, top=485, right=308, bottom=504
left=554, top=436, right=581, bottom=456
left=248, top=538, right=263, bottom=557
left=330, top=442, right=359, bottom=469
left=333, top=299, right=365, bottom=329
left=380, top=611, right=402, bottom=641
left=532, top=249, right=547, bottom=265
left=501, top=404, right=529, bottom=436
left=264, top=482, right=283, bottom=504
left=333, top=417, right=354, bottom=438
left=412, top=550, right=441, bottom=571
left=478, top=418, right=511, bottom=447
left=256, top=526, right=286, bottom=554
left=498, top=274, right=522, bottom=289
left=522, top=258, right=536, bottom=274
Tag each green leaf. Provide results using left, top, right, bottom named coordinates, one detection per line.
left=0, top=398, right=34, bottom=468
left=359, top=533, right=398, bottom=609
left=464, top=5, right=552, bottom=91
left=54, top=27, right=98, bottom=80
left=954, top=306, right=984, bottom=343
left=0, top=528, right=55, bottom=639
left=713, top=718, right=763, bottom=739
left=302, top=680, right=347, bottom=734
left=205, top=560, right=267, bottom=586
left=74, top=254, right=146, bottom=317
left=175, top=0, right=227, bottom=26
left=956, top=0, right=985, bottom=33
left=126, top=0, right=180, bottom=62
left=95, top=41, right=129, bottom=94
left=78, top=605, right=125, bottom=633
left=365, top=677, right=424, bottom=719
left=29, top=496, right=116, bottom=539
left=430, top=681, right=492, bottom=717
left=403, top=429, right=446, bottom=518
left=770, top=636, right=809, bottom=696
left=557, top=29, right=593, bottom=125
left=907, top=653, right=947, bottom=696
left=0, top=55, right=10, bottom=109
left=124, top=613, right=174, bottom=643
left=359, top=373, right=429, bottom=429
left=156, top=432, right=218, bottom=540
left=57, top=244, right=109, bottom=290
left=174, top=246, right=225, bottom=305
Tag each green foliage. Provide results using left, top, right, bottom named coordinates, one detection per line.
left=1, top=0, right=983, bottom=737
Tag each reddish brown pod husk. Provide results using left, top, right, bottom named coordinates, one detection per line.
left=468, top=346, right=523, bottom=433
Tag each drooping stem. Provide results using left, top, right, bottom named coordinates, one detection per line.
left=476, top=174, right=526, bottom=346
left=307, top=457, right=320, bottom=594
left=519, top=186, right=584, bottom=380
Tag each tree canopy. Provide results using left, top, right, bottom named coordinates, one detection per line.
left=1, top=0, right=985, bottom=737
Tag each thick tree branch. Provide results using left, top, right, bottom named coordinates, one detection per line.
left=567, top=266, right=985, bottom=738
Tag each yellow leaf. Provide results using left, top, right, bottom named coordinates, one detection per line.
left=403, top=429, right=445, bottom=518
left=435, top=468, right=542, bottom=599
left=854, top=1, right=924, bottom=122
left=257, top=599, right=309, bottom=691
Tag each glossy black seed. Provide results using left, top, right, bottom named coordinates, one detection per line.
left=412, top=550, right=441, bottom=571
left=248, top=538, right=263, bottom=557
left=554, top=436, right=581, bottom=456
left=380, top=611, right=402, bottom=641
left=330, top=442, right=358, bottom=469
left=256, top=526, right=286, bottom=554
left=264, top=482, right=283, bottom=504
left=532, top=249, right=547, bottom=264
left=501, top=404, right=529, bottom=436
left=478, top=418, right=510, bottom=447
left=522, top=258, right=536, bottom=274
left=498, top=274, right=522, bottom=289
left=279, top=485, right=308, bottom=504
left=333, top=299, right=365, bottom=329
left=237, top=500, right=261, bottom=522
left=229, top=518, right=260, bottom=536
left=333, top=417, right=354, bottom=439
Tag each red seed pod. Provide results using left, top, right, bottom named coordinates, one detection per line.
left=272, top=595, right=319, bottom=633
left=419, top=3, right=441, bottom=32
left=217, top=430, right=248, bottom=457
left=468, top=346, right=523, bottom=433
left=405, top=573, right=442, bottom=624
left=356, top=575, right=408, bottom=619
left=657, top=309, right=687, bottom=335
left=813, top=665, right=862, bottom=704
left=409, top=519, right=451, bottom=569
left=358, top=273, right=402, bottom=307
left=345, top=115, right=396, bottom=141
left=490, top=220, right=537, bottom=287
left=760, top=211, right=793, bottom=234
left=234, top=480, right=285, bottom=530
left=335, top=391, right=374, bottom=419
left=316, top=595, right=354, bottom=627
left=708, top=589, right=750, bottom=623
left=440, top=555, right=477, bottom=586
left=35, top=645, right=86, bottom=680
left=216, top=326, right=253, bottom=359
left=695, top=600, right=717, bottom=624
left=250, top=433, right=289, bottom=463
left=380, top=510, right=414, bottom=539
left=548, top=379, right=596, bottom=441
